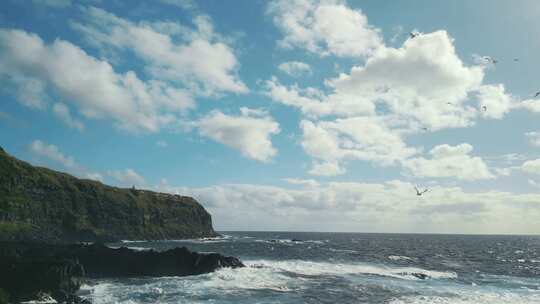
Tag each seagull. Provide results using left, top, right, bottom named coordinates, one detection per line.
left=534, top=91, right=540, bottom=98
left=415, top=186, right=429, bottom=196
left=446, top=102, right=453, bottom=105
left=514, top=58, right=519, bottom=62
left=483, top=56, right=497, bottom=64
left=409, top=31, right=420, bottom=39
left=482, top=106, right=487, bottom=111
left=421, top=127, right=429, bottom=132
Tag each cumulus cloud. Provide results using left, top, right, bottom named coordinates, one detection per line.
left=282, top=178, right=320, bottom=188
left=476, top=84, right=514, bottom=119
left=262, top=30, right=517, bottom=176
left=29, top=140, right=77, bottom=169
left=72, top=7, right=247, bottom=97
left=402, top=143, right=494, bottom=181
left=522, top=159, right=540, bottom=175
left=52, top=103, right=85, bottom=131
left=328, top=30, right=484, bottom=130
left=301, top=117, right=417, bottom=175
left=526, top=131, right=540, bottom=147
left=108, top=168, right=146, bottom=187
left=265, top=31, right=491, bottom=130
left=0, top=28, right=195, bottom=132
left=308, top=161, right=346, bottom=176
left=158, top=180, right=540, bottom=234
left=278, top=61, right=312, bottom=77
left=196, top=108, right=281, bottom=162
left=267, top=0, right=382, bottom=57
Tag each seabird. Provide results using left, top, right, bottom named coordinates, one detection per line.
left=483, top=56, right=497, bottom=64
left=409, top=31, right=420, bottom=39
left=514, top=58, right=519, bottom=62
left=482, top=106, right=487, bottom=111
left=414, top=186, right=429, bottom=196
left=534, top=91, right=540, bottom=98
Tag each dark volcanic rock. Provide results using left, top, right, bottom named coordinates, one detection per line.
left=0, top=147, right=218, bottom=243
left=0, top=255, right=85, bottom=303
left=0, top=242, right=244, bottom=303
left=58, top=243, right=245, bottom=277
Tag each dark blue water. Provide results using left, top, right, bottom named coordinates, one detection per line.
left=81, top=232, right=540, bottom=303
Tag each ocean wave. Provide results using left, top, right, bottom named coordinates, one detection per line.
left=254, top=239, right=327, bottom=245
left=389, top=292, right=540, bottom=304
left=244, top=259, right=457, bottom=281
left=388, top=255, right=416, bottom=262
left=119, top=235, right=233, bottom=244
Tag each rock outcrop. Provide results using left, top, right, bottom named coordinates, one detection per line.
left=0, top=147, right=218, bottom=242
left=0, top=242, right=245, bottom=303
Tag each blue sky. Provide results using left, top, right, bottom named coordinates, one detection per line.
left=1, top=0, right=540, bottom=233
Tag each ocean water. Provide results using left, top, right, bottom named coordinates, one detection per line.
left=80, top=232, right=540, bottom=303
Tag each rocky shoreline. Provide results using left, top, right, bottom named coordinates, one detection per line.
left=0, top=242, right=244, bottom=303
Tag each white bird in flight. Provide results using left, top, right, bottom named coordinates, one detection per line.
left=415, top=186, right=429, bottom=196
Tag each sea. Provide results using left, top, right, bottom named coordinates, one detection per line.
left=79, top=232, right=540, bottom=303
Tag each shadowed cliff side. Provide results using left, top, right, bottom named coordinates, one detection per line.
left=0, top=146, right=218, bottom=242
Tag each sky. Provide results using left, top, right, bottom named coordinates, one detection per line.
left=1, top=0, right=540, bottom=234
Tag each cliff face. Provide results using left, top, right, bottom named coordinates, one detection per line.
left=0, top=147, right=218, bottom=242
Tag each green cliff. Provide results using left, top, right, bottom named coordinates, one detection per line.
left=0, top=146, right=217, bottom=242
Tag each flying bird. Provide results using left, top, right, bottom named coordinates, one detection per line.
left=421, top=127, right=429, bottom=132
left=482, top=106, right=487, bottom=111
left=534, top=91, right=540, bottom=98
left=415, top=186, right=429, bottom=196
left=483, top=56, right=497, bottom=64
left=409, top=31, right=420, bottom=39
left=514, top=58, right=519, bottom=62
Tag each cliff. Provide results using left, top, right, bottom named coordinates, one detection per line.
left=0, top=146, right=218, bottom=242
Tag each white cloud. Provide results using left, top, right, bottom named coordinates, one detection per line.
left=476, top=84, right=514, bottom=119
left=264, top=76, right=378, bottom=119
left=263, top=30, right=514, bottom=176
left=267, top=0, right=382, bottom=57
left=159, top=180, right=540, bottom=234
left=265, top=31, right=490, bottom=131
left=72, top=7, right=247, bottom=97
left=0, top=28, right=194, bottom=132
left=28, top=139, right=103, bottom=181
left=52, top=103, right=85, bottom=131
left=301, top=117, right=417, bottom=175
left=278, top=61, right=312, bottom=77
left=522, top=159, right=540, bottom=175
left=282, top=178, right=320, bottom=188
left=525, top=131, right=540, bottom=147
left=402, top=143, right=494, bottom=181
left=29, top=140, right=77, bottom=169
left=84, top=172, right=104, bottom=182
left=11, top=77, right=48, bottom=109
left=196, top=108, right=281, bottom=162
left=108, top=169, right=146, bottom=187
left=328, top=30, right=484, bottom=130
left=517, top=98, right=540, bottom=113
left=308, top=161, right=345, bottom=176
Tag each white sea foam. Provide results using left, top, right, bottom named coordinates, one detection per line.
left=388, top=255, right=416, bottom=262
left=389, top=292, right=540, bottom=304
left=244, top=259, right=457, bottom=281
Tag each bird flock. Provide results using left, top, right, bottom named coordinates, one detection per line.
left=408, top=31, right=539, bottom=196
